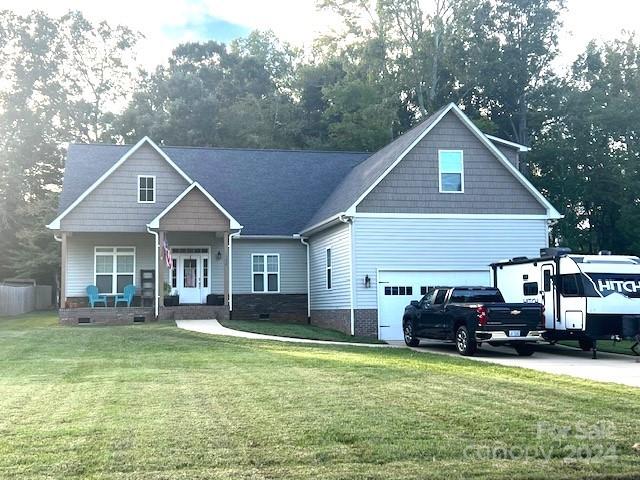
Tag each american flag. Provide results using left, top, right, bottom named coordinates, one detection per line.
left=163, top=239, right=172, bottom=269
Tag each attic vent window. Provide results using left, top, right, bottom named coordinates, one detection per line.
left=439, top=150, right=464, bottom=193
left=138, top=175, right=155, bottom=203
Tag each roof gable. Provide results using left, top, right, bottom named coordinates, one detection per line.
left=48, top=137, right=192, bottom=230
left=148, top=182, right=242, bottom=230
left=302, top=103, right=560, bottom=233
left=55, top=145, right=369, bottom=235
left=356, top=110, right=546, bottom=215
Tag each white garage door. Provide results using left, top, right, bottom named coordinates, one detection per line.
left=377, top=270, right=491, bottom=341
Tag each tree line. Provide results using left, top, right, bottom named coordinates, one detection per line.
left=0, top=0, right=639, bottom=285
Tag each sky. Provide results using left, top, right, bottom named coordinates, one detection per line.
left=3, top=0, right=639, bottom=73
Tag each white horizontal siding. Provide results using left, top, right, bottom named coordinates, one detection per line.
left=232, top=238, right=307, bottom=294
left=353, top=217, right=549, bottom=309
left=66, top=233, right=155, bottom=297
left=309, top=222, right=351, bottom=310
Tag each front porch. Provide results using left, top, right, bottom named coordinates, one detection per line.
left=58, top=183, right=240, bottom=324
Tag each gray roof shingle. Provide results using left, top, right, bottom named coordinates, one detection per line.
left=303, top=104, right=451, bottom=229
left=60, top=144, right=370, bottom=235
left=60, top=103, right=508, bottom=235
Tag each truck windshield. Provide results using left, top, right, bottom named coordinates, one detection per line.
left=449, top=289, right=504, bottom=303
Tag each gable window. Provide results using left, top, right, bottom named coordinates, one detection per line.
left=94, top=247, right=135, bottom=295
left=326, top=248, right=332, bottom=289
left=252, top=254, right=279, bottom=293
left=439, top=150, right=464, bottom=193
left=138, top=175, right=155, bottom=203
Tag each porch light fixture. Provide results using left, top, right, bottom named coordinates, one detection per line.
left=216, top=250, right=222, bottom=261
left=364, top=275, right=371, bottom=288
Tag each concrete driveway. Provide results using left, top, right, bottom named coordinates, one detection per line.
left=405, top=341, right=640, bottom=388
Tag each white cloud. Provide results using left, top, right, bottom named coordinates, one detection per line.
left=2, top=0, right=639, bottom=72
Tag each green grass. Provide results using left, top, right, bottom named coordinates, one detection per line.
left=561, top=339, right=638, bottom=356
left=1, top=311, right=640, bottom=479
left=220, top=319, right=385, bottom=344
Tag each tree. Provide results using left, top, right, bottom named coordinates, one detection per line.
left=60, top=11, right=142, bottom=142
left=116, top=32, right=304, bottom=149
left=0, top=10, right=140, bottom=284
left=529, top=37, right=640, bottom=253
left=453, top=0, right=566, bottom=146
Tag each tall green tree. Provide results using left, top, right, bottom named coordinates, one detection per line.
left=452, top=0, right=566, bottom=146
left=117, top=31, right=304, bottom=149
left=529, top=37, right=640, bottom=253
left=0, top=10, right=140, bottom=284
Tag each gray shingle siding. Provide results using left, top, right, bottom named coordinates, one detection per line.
left=60, top=144, right=369, bottom=235
left=356, top=111, right=545, bottom=214
left=495, top=144, right=519, bottom=169
left=61, top=144, right=189, bottom=232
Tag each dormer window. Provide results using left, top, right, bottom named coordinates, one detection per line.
left=438, top=150, right=464, bottom=193
left=138, top=175, right=155, bottom=203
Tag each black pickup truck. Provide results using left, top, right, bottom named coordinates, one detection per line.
left=402, top=287, right=543, bottom=356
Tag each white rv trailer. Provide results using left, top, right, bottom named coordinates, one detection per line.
left=491, top=248, right=640, bottom=355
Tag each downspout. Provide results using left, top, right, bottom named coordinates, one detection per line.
left=54, top=234, right=63, bottom=307
left=294, top=234, right=311, bottom=322
left=339, top=215, right=355, bottom=335
left=228, top=230, right=241, bottom=317
left=146, top=227, right=160, bottom=318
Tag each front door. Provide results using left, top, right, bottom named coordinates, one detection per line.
left=173, top=249, right=210, bottom=304
left=180, top=257, right=200, bottom=303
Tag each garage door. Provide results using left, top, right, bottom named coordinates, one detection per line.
left=377, top=270, right=491, bottom=341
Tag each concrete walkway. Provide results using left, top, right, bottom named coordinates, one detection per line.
left=177, top=320, right=639, bottom=387
left=175, top=319, right=393, bottom=348
left=402, top=341, right=640, bottom=388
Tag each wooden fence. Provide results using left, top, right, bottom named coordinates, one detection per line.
left=0, top=285, right=52, bottom=316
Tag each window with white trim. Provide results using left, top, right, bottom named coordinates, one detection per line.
left=94, top=247, right=136, bottom=294
left=326, top=248, right=332, bottom=289
left=138, top=175, right=155, bottom=203
left=439, top=150, right=464, bottom=193
left=252, top=254, right=279, bottom=293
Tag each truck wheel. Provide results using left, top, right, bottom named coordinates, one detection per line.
left=514, top=344, right=535, bottom=356
left=403, top=322, right=420, bottom=347
left=455, top=325, right=477, bottom=356
left=579, top=338, right=594, bottom=351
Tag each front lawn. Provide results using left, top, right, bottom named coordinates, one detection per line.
left=220, top=319, right=385, bottom=343
left=1, top=312, right=640, bottom=479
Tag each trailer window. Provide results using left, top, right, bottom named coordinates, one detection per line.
left=523, top=282, right=538, bottom=296
left=543, top=270, right=552, bottom=292
left=559, top=274, right=580, bottom=297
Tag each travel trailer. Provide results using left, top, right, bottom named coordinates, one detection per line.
left=491, top=248, right=640, bottom=357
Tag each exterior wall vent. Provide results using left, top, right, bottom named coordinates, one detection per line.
left=133, top=316, right=145, bottom=323
left=78, top=317, right=91, bottom=324
left=259, top=313, right=270, bottom=320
